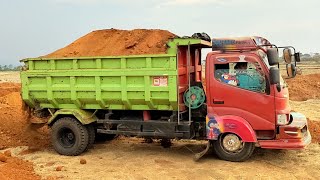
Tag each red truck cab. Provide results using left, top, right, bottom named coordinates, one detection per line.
left=203, top=37, right=311, bottom=161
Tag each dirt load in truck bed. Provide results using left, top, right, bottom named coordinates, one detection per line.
left=44, top=29, right=177, bottom=58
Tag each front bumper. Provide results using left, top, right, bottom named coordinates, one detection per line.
left=258, top=112, right=312, bottom=149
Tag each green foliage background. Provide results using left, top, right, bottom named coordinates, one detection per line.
left=0, top=65, right=22, bottom=71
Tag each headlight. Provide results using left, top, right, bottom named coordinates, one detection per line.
left=277, top=114, right=288, bottom=125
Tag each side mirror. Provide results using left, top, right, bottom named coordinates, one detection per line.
left=270, top=67, right=281, bottom=92
left=286, top=64, right=296, bottom=78
left=283, top=48, right=292, bottom=64
left=270, top=67, right=280, bottom=85
left=294, top=52, right=301, bottom=62
left=267, top=48, right=279, bottom=66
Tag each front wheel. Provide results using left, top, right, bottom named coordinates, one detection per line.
left=212, top=133, right=255, bottom=162
left=51, top=117, right=89, bottom=156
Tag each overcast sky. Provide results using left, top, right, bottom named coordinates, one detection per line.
left=1, top=0, right=319, bottom=65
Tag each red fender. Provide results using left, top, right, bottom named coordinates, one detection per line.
left=207, top=114, right=257, bottom=142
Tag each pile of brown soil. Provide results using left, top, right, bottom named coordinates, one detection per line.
left=0, top=152, right=40, bottom=180
left=286, top=74, right=320, bottom=101
left=308, top=119, right=320, bottom=143
left=0, top=83, right=49, bottom=150
left=44, top=29, right=177, bottom=58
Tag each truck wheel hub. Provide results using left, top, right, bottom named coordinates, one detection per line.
left=67, top=133, right=74, bottom=140
left=58, top=128, right=76, bottom=147
left=183, top=86, right=205, bottom=109
left=222, top=134, right=243, bottom=152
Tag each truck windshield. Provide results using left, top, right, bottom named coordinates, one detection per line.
left=257, top=50, right=270, bottom=70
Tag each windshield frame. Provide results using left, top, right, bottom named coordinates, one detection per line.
left=257, top=49, right=288, bottom=89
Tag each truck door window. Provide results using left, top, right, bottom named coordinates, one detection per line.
left=215, top=62, right=266, bottom=93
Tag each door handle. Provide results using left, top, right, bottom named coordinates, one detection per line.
left=213, top=100, right=224, bottom=104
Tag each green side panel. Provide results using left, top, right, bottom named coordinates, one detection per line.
left=167, top=38, right=212, bottom=54
left=48, top=109, right=97, bottom=125
left=20, top=38, right=211, bottom=111
left=21, top=54, right=179, bottom=111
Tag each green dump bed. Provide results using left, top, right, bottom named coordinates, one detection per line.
left=20, top=39, right=211, bottom=111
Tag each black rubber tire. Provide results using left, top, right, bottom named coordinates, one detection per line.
left=51, top=117, right=89, bottom=156
left=212, top=133, right=255, bottom=162
left=160, top=139, right=172, bottom=148
left=86, top=124, right=96, bottom=150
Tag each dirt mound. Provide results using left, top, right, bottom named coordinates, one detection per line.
left=286, top=74, right=320, bottom=101
left=0, top=152, right=40, bottom=180
left=44, top=29, right=177, bottom=58
left=0, top=83, right=20, bottom=97
left=308, top=119, right=320, bottom=143
left=0, top=83, right=49, bottom=150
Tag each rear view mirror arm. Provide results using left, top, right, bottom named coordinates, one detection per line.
left=278, top=46, right=296, bottom=54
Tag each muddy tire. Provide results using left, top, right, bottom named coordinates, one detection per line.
left=51, top=117, right=89, bottom=156
left=160, top=139, right=172, bottom=148
left=212, top=133, right=255, bottom=162
left=86, top=124, right=96, bottom=150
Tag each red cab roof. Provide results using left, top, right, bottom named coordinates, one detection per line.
left=212, top=36, right=271, bottom=51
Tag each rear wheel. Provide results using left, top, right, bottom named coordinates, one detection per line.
left=86, top=124, right=96, bottom=149
left=160, top=139, right=172, bottom=148
left=51, top=117, right=89, bottom=156
left=213, top=133, right=255, bottom=162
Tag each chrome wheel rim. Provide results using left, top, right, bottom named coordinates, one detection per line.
left=221, top=134, right=244, bottom=153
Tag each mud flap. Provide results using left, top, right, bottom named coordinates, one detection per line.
left=29, top=116, right=48, bottom=124
left=193, top=141, right=211, bottom=161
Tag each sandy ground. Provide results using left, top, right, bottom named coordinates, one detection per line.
left=0, top=67, right=319, bottom=179
left=291, top=99, right=320, bottom=121
left=3, top=139, right=320, bottom=180
left=0, top=71, right=20, bottom=83
left=280, top=62, right=320, bottom=76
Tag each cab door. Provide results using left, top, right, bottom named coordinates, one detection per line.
left=206, top=52, right=276, bottom=132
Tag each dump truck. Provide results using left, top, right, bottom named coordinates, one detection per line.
left=20, top=37, right=311, bottom=162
